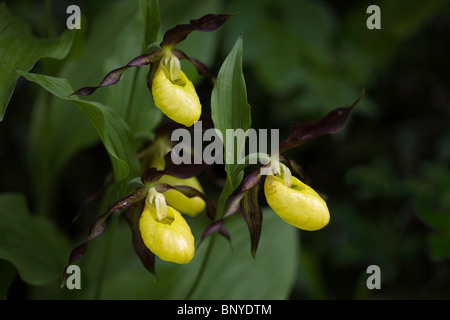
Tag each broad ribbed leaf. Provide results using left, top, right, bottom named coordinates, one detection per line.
left=211, top=35, right=252, bottom=197
left=139, top=0, right=160, bottom=51
left=27, top=0, right=141, bottom=217
left=19, top=72, right=140, bottom=181
left=0, top=193, right=70, bottom=285
left=96, top=208, right=298, bottom=299
left=0, top=3, right=74, bottom=121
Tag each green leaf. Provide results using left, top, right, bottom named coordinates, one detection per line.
left=0, top=260, right=17, bottom=299
left=0, top=193, right=70, bottom=285
left=428, top=233, right=450, bottom=261
left=0, top=3, right=74, bottom=121
left=139, top=0, right=160, bottom=51
left=26, top=0, right=141, bottom=215
left=102, top=14, right=162, bottom=141
left=76, top=207, right=298, bottom=299
left=416, top=206, right=450, bottom=233
left=211, top=35, right=252, bottom=195
left=19, top=71, right=140, bottom=181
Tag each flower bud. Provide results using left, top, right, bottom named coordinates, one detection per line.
left=139, top=201, right=195, bottom=264
left=151, top=63, right=201, bottom=127
left=264, top=175, right=330, bottom=231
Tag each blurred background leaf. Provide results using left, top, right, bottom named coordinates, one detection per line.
left=0, top=3, right=74, bottom=121
left=28, top=208, right=298, bottom=299
left=19, top=71, right=140, bottom=182
left=0, top=193, right=70, bottom=286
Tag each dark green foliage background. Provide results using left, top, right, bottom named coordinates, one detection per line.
left=0, top=0, right=449, bottom=299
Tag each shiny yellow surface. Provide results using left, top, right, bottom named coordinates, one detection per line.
left=139, top=202, right=195, bottom=264
left=159, top=174, right=206, bottom=217
left=264, top=175, right=330, bottom=231
left=150, top=155, right=206, bottom=217
left=151, top=65, right=201, bottom=127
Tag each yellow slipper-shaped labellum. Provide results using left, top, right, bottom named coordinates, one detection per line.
left=151, top=65, right=201, bottom=127
left=139, top=202, right=195, bottom=264
left=264, top=175, right=330, bottom=231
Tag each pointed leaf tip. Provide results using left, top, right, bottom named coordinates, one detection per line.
left=240, top=184, right=262, bottom=258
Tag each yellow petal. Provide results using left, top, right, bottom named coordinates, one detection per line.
left=151, top=65, right=201, bottom=127
left=264, top=175, right=330, bottom=231
left=158, top=174, right=206, bottom=217
left=139, top=202, right=195, bottom=264
left=148, top=155, right=206, bottom=217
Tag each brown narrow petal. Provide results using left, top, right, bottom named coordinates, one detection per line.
left=196, top=219, right=232, bottom=250
left=72, top=50, right=162, bottom=96
left=239, top=184, right=262, bottom=257
left=160, top=13, right=233, bottom=48
left=172, top=49, right=216, bottom=83
left=223, top=167, right=262, bottom=218
left=61, top=188, right=148, bottom=287
left=278, top=90, right=364, bottom=154
left=125, top=200, right=156, bottom=275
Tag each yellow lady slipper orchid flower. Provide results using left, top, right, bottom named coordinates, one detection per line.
left=151, top=59, right=202, bottom=127
left=264, top=174, right=330, bottom=231
left=150, top=152, right=206, bottom=217
left=139, top=200, right=195, bottom=264
left=158, top=174, right=206, bottom=217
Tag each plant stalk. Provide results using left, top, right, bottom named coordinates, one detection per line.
left=184, top=232, right=217, bottom=300
left=184, top=178, right=233, bottom=299
left=94, top=212, right=119, bottom=299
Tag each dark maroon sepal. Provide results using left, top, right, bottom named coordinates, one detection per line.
left=72, top=50, right=162, bottom=96
left=278, top=90, right=364, bottom=154
left=160, top=13, right=233, bottom=48
left=196, top=219, right=232, bottom=250
left=125, top=200, right=156, bottom=276
left=61, top=187, right=148, bottom=287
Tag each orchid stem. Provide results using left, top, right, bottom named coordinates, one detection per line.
left=184, top=178, right=232, bottom=299
left=94, top=212, right=119, bottom=299
left=184, top=232, right=217, bottom=300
